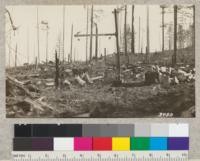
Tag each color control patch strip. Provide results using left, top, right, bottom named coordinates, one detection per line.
left=13, top=124, right=189, bottom=151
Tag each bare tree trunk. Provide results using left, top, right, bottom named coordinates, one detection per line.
left=58, top=36, right=61, bottom=60
left=8, top=33, right=11, bottom=67
left=55, top=50, right=59, bottom=89
left=70, top=24, right=73, bottom=63
left=193, top=5, right=195, bottom=56
left=104, top=48, right=107, bottom=64
left=124, top=5, right=129, bottom=65
left=161, top=6, right=165, bottom=54
left=37, top=7, right=40, bottom=64
left=146, top=6, right=150, bottom=63
left=15, top=44, right=17, bottom=67
left=27, top=28, right=29, bottom=64
left=74, top=47, right=76, bottom=62
left=131, top=5, right=135, bottom=55
left=46, top=27, right=49, bottom=64
left=173, top=5, right=177, bottom=67
left=62, top=6, right=65, bottom=62
left=114, top=9, right=120, bottom=82
left=95, top=24, right=98, bottom=61
left=89, top=5, right=94, bottom=61
left=138, top=16, right=141, bottom=54
left=35, top=57, right=37, bottom=70
left=86, top=7, right=89, bottom=64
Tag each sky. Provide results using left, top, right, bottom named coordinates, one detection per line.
left=5, top=5, right=193, bottom=67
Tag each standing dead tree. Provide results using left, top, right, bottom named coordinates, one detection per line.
left=160, top=5, right=166, bottom=54
left=104, top=48, right=107, bottom=63
left=15, top=44, right=17, bottom=67
left=41, top=21, right=49, bottom=64
left=124, top=5, right=129, bottom=65
left=138, top=16, right=141, bottom=53
left=193, top=5, right=195, bottom=56
left=131, top=5, right=135, bottom=55
left=89, top=5, right=94, bottom=61
left=173, top=5, right=178, bottom=67
left=55, top=50, right=59, bottom=89
left=114, top=9, right=121, bottom=82
left=146, top=6, right=150, bottom=63
left=37, top=7, right=40, bottom=65
left=5, top=8, right=18, bottom=67
left=63, top=6, right=65, bottom=62
left=94, top=23, right=98, bottom=61
left=70, top=24, right=74, bottom=63
left=86, top=7, right=89, bottom=64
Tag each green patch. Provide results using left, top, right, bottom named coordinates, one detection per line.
left=130, top=137, right=150, bottom=150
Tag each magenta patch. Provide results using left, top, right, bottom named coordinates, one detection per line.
left=74, top=137, right=92, bottom=151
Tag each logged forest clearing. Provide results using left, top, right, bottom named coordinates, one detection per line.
left=6, top=49, right=195, bottom=118
left=5, top=5, right=195, bottom=118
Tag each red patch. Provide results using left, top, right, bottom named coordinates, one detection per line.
left=93, top=137, right=112, bottom=150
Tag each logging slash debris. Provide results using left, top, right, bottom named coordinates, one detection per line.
left=6, top=60, right=195, bottom=118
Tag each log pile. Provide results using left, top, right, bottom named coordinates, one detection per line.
left=6, top=75, right=56, bottom=117
left=6, top=61, right=195, bottom=118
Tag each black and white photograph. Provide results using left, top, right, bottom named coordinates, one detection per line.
left=5, top=5, right=195, bottom=118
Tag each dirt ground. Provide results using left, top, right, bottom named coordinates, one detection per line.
left=42, top=82, right=195, bottom=118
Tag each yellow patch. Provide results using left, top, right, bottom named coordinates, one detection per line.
left=112, top=137, right=130, bottom=151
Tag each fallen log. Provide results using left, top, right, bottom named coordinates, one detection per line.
left=27, top=84, right=40, bottom=93
left=29, top=73, right=40, bottom=78
left=45, top=82, right=54, bottom=87
left=7, top=95, right=57, bottom=114
left=82, top=73, right=93, bottom=84
left=75, top=76, right=86, bottom=86
left=91, top=75, right=104, bottom=81
left=6, top=96, right=25, bottom=106
left=22, top=80, right=31, bottom=85
left=25, top=97, right=57, bottom=112
left=35, top=98, right=55, bottom=111
left=63, top=79, right=71, bottom=86
left=7, top=75, right=37, bottom=98
left=37, top=96, right=46, bottom=102
left=7, top=75, right=24, bottom=85
left=7, top=96, right=44, bottom=112
left=24, top=97, right=45, bottom=111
